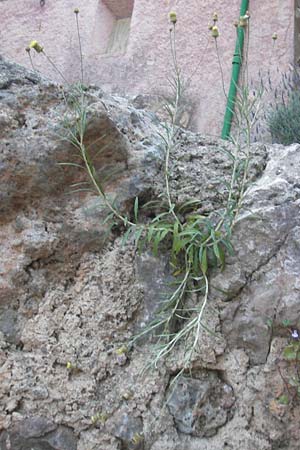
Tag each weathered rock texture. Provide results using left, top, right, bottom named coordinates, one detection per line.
left=1, top=57, right=300, bottom=450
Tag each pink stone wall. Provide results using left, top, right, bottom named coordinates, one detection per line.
left=103, top=0, right=135, bottom=18
left=0, top=0, right=295, bottom=136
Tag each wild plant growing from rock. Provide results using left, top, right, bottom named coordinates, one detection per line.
left=28, top=9, right=260, bottom=376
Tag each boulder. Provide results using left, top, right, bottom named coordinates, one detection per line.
left=1, top=56, right=300, bottom=450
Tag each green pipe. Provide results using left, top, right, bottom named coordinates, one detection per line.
left=221, top=0, right=249, bottom=139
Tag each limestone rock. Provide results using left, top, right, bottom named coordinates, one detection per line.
left=1, top=57, right=300, bottom=450
left=167, top=373, right=235, bottom=437
left=0, top=417, right=77, bottom=450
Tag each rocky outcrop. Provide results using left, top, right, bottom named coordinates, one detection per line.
left=1, top=57, right=300, bottom=450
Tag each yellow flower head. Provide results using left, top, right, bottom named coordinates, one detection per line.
left=74, top=8, right=79, bottom=14
left=116, top=346, right=127, bottom=356
left=213, top=12, right=218, bottom=22
left=66, top=361, right=73, bottom=370
left=272, top=32, right=278, bottom=41
left=211, top=25, right=219, bottom=38
left=169, top=11, right=177, bottom=24
left=29, top=40, right=43, bottom=53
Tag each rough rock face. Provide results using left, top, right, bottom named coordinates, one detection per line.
left=167, top=373, right=235, bottom=438
left=1, top=56, right=300, bottom=450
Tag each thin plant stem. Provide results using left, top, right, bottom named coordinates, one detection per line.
left=27, top=52, right=36, bottom=71
left=75, top=13, right=84, bottom=84
left=42, top=50, right=69, bottom=84
left=215, top=39, right=228, bottom=100
left=242, top=19, right=250, bottom=89
left=75, top=96, right=136, bottom=227
left=192, top=273, right=209, bottom=352
left=162, top=25, right=182, bottom=224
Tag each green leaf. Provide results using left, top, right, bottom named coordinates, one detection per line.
left=200, top=247, right=208, bottom=274
left=283, top=344, right=298, bottom=361
left=266, top=318, right=273, bottom=329
left=218, top=245, right=225, bottom=270
left=122, top=227, right=132, bottom=246
left=172, top=221, right=179, bottom=254
left=134, top=197, right=139, bottom=223
left=277, top=395, right=289, bottom=405
left=192, top=246, right=199, bottom=274
left=68, top=188, right=94, bottom=194
left=153, top=229, right=170, bottom=256
left=58, top=162, right=84, bottom=169
left=147, top=225, right=155, bottom=244
left=173, top=220, right=179, bottom=239
left=220, top=146, right=235, bottom=161
left=178, top=199, right=202, bottom=213
left=186, top=214, right=207, bottom=223
left=213, top=242, right=221, bottom=261
left=173, top=238, right=190, bottom=255
left=101, top=212, right=115, bottom=225
left=142, top=199, right=161, bottom=209
left=151, top=211, right=171, bottom=223
left=201, top=233, right=210, bottom=244
left=221, top=238, right=234, bottom=256
left=134, top=227, right=144, bottom=253
left=70, top=182, right=90, bottom=188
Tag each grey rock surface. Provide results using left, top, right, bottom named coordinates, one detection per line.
left=167, top=373, right=235, bottom=437
left=1, top=57, right=300, bottom=450
left=0, top=417, right=77, bottom=450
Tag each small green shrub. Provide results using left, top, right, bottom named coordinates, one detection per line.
left=267, top=90, right=300, bottom=145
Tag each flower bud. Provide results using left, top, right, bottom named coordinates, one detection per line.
left=211, top=25, right=219, bottom=38
left=115, top=345, right=127, bottom=355
left=169, top=11, right=177, bottom=24
left=29, top=40, right=43, bottom=53
left=74, top=8, right=79, bottom=14
left=272, top=33, right=278, bottom=41
left=213, top=12, right=218, bottom=22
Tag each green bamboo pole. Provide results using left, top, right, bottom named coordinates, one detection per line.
left=221, top=0, right=249, bottom=139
